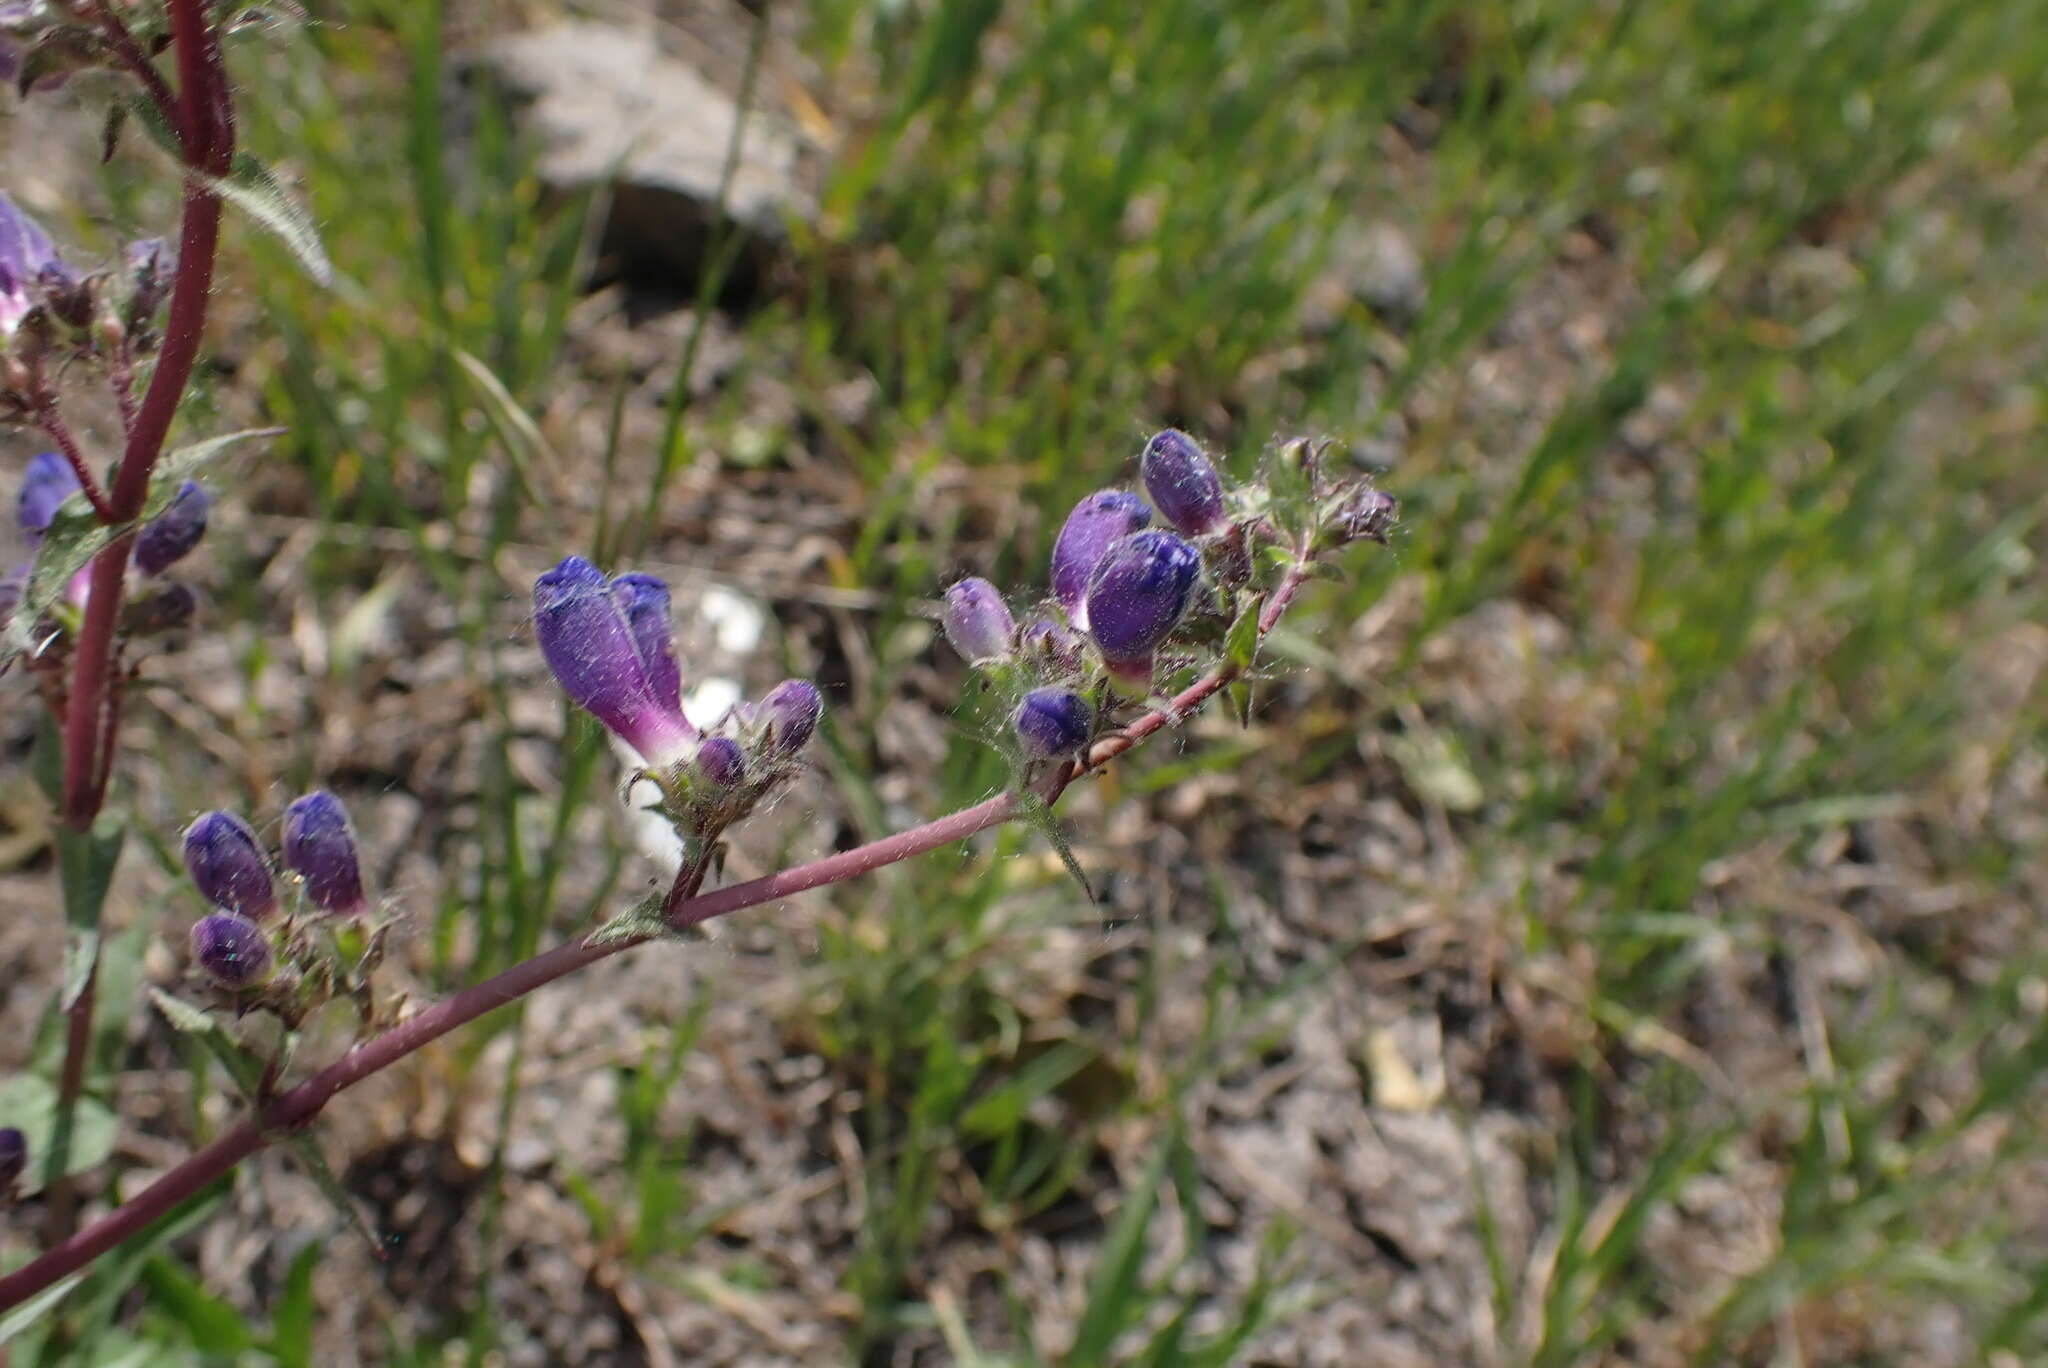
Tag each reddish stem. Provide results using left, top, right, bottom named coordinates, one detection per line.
left=0, top=559, right=1322, bottom=1311
left=81, top=0, right=182, bottom=138
left=43, top=0, right=232, bottom=1249
left=34, top=403, right=113, bottom=522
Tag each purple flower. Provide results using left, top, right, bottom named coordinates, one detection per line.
left=133, top=481, right=209, bottom=576
left=0, top=1125, right=23, bottom=1192
left=190, top=914, right=271, bottom=990
left=182, top=811, right=276, bottom=921
left=1050, top=490, right=1151, bottom=628
left=757, top=678, right=822, bottom=756
left=534, top=556, right=695, bottom=767
left=941, top=577, right=1015, bottom=664
left=281, top=790, right=367, bottom=916
left=1140, top=429, right=1227, bottom=536
left=695, top=735, right=746, bottom=788
left=17, top=452, right=80, bottom=542
left=0, top=192, right=69, bottom=334
left=609, top=572, right=686, bottom=718
left=1013, top=688, right=1093, bottom=760
left=1084, top=529, right=1202, bottom=683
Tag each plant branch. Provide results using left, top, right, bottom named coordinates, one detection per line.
left=78, top=0, right=180, bottom=136
left=0, top=554, right=1323, bottom=1310
left=34, top=401, right=112, bottom=522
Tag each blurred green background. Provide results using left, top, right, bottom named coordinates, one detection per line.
left=5, top=0, right=2047, bottom=1362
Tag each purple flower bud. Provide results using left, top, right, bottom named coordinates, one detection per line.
left=757, top=678, right=822, bottom=756
left=182, top=811, right=276, bottom=920
left=1013, top=688, right=1093, bottom=760
left=941, top=577, right=1015, bottom=664
left=17, top=452, right=80, bottom=542
left=1140, top=429, right=1227, bottom=536
left=608, top=572, right=687, bottom=719
left=1050, top=490, right=1151, bottom=628
left=1333, top=486, right=1399, bottom=545
left=1020, top=614, right=1086, bottom=673
left=281, top=791, right=367, bottom=916
left=534, top=556, right=695, bottom=767
left=0, top=192, right=64, bottom=336
left=125, top=237, right=174, bottom=321
left=1085, top=529, right=1202, bottom=678
left=190, top=913, right=271, bottom=990
left=695, top=735, right=746, bottom=788
left=0, top=1125, right=24, bottom=1192
left=133, top=481, right=208, bottom=576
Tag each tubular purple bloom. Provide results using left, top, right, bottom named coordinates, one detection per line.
left=533, top=556, right=695, bottom=767
left=281, top=791, right=368, bottom=916
left=1013, top=688, right=1094, bottom=760
left=695, top=736, right=746, bottom=788
left=1085, top=528, right=1202, bottom=668
left=134, top=481, right=209, bottom=576
left=608, top=572, right=688, bottom=724
left=1140, top=429, right=1227, bottom=536
left=17, top=452, right=80, bottom=542
left=190, top=914, right=272, bottom=990
left=1050, top=490, right=1151, bottom=628
left=1333, top=486, right=1399, bottom=545
left=941, top=577, right=1015, bottom=664
left=121, top=581, right=198, bottom=635
left=758, top=679, right=822, bottom=756
left=0, top=1126, right=23, bottom=1192
left=182, top=811, right=276, bottom=921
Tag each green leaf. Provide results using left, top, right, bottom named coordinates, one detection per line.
left=0, top=1276, right=83, bottom=1347
left=1223, top=593, right=1264, bottom=673
left=140, top=1257, right=258, bottom=1352
left=202, top=153, right=334, bottom=287
left=1016, top=790, right=1093, bottom=904
left=55, top=815, right=124, bottom=934
left=0, top=1074, right=118, bottom=1196
left=1, top=429, right=284, bottom=664
left=1068, top=1131, right=1175, bottom=1365
left=267, top=1243, right=321, bottom=1367
left=585, top=892, right=675, bottom=948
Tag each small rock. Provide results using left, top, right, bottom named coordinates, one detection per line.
left=466, top=24, right=816, bottom=290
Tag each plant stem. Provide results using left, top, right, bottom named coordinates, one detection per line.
left=34, top=402, right=112, bottom=521
left=43, top=0, right=232, bottom=1248
left=0, top=555, right=1322, bottom=1310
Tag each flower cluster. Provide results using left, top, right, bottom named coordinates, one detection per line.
left=533, top=557, right=823, bottom=858
left=3, top=451, right=207, bottom=639
left=178, top=792, right=389, bottom=1024
left=0, top=194, right=175, bottom=419
left=940, top=428, right=1397, bottom=766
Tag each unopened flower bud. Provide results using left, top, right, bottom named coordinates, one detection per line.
left=1084, top=529, right=1202, bottom=683
left=190, top=913, right=271, bottom=990
left=758, top=679, right=822, bottom=756
left=695, top=735, right=745, bottom=788
left=17, top=451, right=79, bottom=541
left=1333, top=486, right=1398, bottom=545
left=1210, top=519, right=1253, bottom=590
left=120, top=581, right=197, bottom=634
left=282, top=790, right=368, bottom=916
left=1020, top=615, right=1085, bottom=673
left=609, top=572, right=688, bottom=720
left=125, top=237, right=173, bottom=322
left=0, top=1126, right=25, bottom=1193
left=534, top=556, right=695, bottom=767
left=133, top=481, right=208, bottom=575
left=941, top=577, right=1015, bottom=664
left=1140, top=429, right=1227, bottom=536
left=1050, top=490, right=1151, bottom=628
left=182, top=811, right=275, bottom=920
left=1013, top=688, right=1093, bottom=760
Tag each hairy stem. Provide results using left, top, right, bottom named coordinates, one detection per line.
left=34, top=401, right=112, bottom=521
left=0, top=557, right=1321, bottom=1309
left=44, top=0, right=231, bottom=1248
